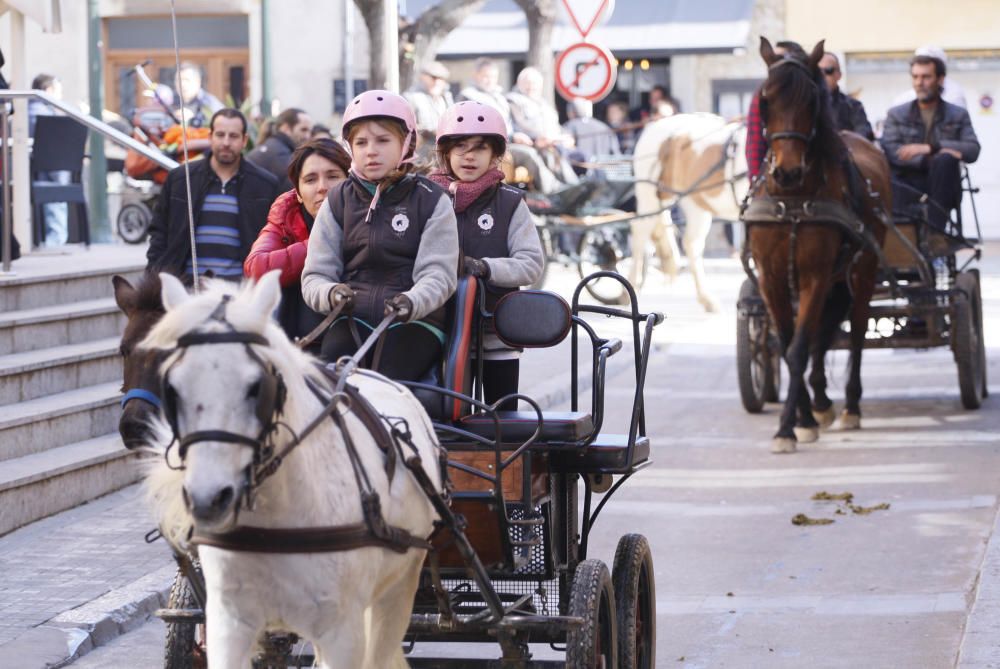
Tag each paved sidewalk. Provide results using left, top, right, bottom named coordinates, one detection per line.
left=0, top=484, right=174, bottom=669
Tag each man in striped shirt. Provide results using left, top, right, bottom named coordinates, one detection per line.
left=147, top=109, right=280, bottom=281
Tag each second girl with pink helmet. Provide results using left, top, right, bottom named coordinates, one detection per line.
left=301, top=90, right=459, bottom=380
left=430, top=101, right=544, bottom=406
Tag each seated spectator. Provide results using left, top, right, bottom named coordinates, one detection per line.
left=458, top=57, right=513, bottom=134
left=562, top=98, right=620, bottom=161
left=819, top=52, right=874, bottom=140
left=404, top=60, right=454, bottom=133
left=893, top=46, right=968, bottom=109
left=506, top=67, right=576, bottom=191
left=881, top=54, right=980, bottom=230
left=247, top=107, right=313, bottom=190
left=605, top=100, right=635, bottom=154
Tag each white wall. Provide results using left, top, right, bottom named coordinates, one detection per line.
left=0, top=2, right=87, bottom=104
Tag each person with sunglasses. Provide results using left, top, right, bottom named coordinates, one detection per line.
left=818, top=52, right=874, bottom=141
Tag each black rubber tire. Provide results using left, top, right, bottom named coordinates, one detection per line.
left=566, top=559, right=618, bottom=669
left=954, top=271, right=985, bottom=410
left=577, top=222, right=644, bottom=306
left=971, top=269, right=988, bottom=400
left=737, top=279, right=780, bottom=413
left=612, top=534, right=656, bottom=669
left=116, top=202, right=152, bottom=244
left=164, top=563, right=205, bottom=669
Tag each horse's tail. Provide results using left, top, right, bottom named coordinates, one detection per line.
left=139, top=417, right=193, bottom=549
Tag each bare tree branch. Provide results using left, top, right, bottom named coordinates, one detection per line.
left=512, top=0, right=558, bottom=103
left=400, top=0, right=487, bottom=91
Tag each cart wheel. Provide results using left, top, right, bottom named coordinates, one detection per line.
left=954, top=271, right=985, bottom=410
left=578, top=222, right=645, bottom=306
left=971, top=269, right=988, bottom=400
left=612, top=534, right=656, bottom=669
left=566, top=559, right=618, bottom=669
left=117, top=202, right=152, bottom=244
left=737, top=279, right=780, bottom=413
left=164, top=563, right=207, bottom=669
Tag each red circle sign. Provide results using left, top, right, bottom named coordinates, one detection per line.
left=554, top=42, right=617, bottom=103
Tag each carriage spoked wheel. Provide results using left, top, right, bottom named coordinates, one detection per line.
left=612, top=534, right=656, bottom=669
left=116, top=201, right=153, bottom=244
left=164, top=562, right=207, bottom=669
left=953, top=270, right=987, bottom=410
left=736, top=278, right=781, bottom=413
left=577, top=221, right=647, bottom=306
left=566, top=559, right=619, bottom=668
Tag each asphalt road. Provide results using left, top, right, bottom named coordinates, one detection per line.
left=72, top=249, right=1000, bottom=668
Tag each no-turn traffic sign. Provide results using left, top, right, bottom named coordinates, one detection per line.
left=554, top=41, right=617, bottom=103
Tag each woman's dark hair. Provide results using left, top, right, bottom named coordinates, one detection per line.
left=435, top=135, right=506, bottom=177
left=287, top=138, right=352, bottom=189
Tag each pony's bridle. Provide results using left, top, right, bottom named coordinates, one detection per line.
left=161, top=297, right=288, bottom=484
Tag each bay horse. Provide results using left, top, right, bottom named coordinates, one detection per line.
left=631, top=113, right=749, bottom=312
left=142, top=272, right=443, bottom=668
left=746, top=38, right=890, bottom=454
left=113, top=272, right=166, bottom=450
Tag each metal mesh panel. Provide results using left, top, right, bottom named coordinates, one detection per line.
left=441, top=577, right=561, bottom=617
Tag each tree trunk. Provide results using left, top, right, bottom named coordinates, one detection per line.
left=353, top=0, right=388, bottom=90
left=399, top=0, right=487, bottom=91
left=513, top=0, right=558, bottom=104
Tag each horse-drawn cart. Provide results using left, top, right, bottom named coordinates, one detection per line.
left=736, top=169, right=987, bottom=413
left=152, top=272, right=662, bottom=668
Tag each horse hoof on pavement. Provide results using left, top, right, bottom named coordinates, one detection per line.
left=794, top=426, right=819, bottom=443
left=771, top=437, right=797, bottom=454
left=839, top=411, right=861, bottom=430
left=812, top=406, right=836, bottom=429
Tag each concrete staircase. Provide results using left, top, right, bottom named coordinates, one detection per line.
left=0, top=246, right=147, bottom=535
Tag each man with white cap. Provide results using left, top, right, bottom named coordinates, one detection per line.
left=893, top=46, right=967, bottom=109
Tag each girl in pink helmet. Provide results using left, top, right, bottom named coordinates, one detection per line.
left=300, top=90, right=459, bottom=380
left=429, top=101, right=544, bottom=406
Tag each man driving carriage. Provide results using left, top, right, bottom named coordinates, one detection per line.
left=880, top=54, right=980, bottom=231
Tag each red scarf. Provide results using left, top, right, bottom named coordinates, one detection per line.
left=428, top=168, right=505, bottom=213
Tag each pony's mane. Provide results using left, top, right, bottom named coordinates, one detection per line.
left=763, top=57, right=845, bottom=165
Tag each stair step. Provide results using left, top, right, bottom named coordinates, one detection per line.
left=0, top=256, right=144, bottom=312
left=0, top=382, right=122, bottom=461
left=0, top=434, right=142, bottom=536
left=0, top=298, right=125, bottom=355
left=0, top=337, right=121, bottom=405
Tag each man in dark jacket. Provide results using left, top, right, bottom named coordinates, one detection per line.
left=819, top=52, right=874, bottom=140
left=880, top=55, right=980, bottom=230
left=147, top=108, right=280, bottom=280
left=246, top=107, right=312, bottom=191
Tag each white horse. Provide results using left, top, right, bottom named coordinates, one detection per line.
left=142, top=272, right=442, bottom=669
left=631, top=113, right=748, bottom=312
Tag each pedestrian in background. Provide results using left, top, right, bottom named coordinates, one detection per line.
left=247, top=107, right=313, bottom=190
left=27, top=73, right=68, bottom=246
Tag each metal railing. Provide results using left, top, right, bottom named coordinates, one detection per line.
left=1, top=90, right=180, bottom=272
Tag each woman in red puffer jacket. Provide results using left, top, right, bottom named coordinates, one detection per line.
left=244, top=138, right=351, bottom=347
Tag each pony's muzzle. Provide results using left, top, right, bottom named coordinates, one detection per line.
left=184, top=483, right=237, bottom=523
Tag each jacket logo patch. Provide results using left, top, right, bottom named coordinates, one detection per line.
left=391, top=213, right=410, bottom=233
left=477, top=213, right=494, bottom=232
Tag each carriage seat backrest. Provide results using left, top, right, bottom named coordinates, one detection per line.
left=492, top=290, right=572, bottom=349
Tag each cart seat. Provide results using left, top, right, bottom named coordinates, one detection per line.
left=550, top=434, right=650, bottom=473
left=456, top=410, right=594, bottom=443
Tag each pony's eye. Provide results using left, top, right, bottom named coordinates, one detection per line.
left=247, top=380, right=262, bottom=400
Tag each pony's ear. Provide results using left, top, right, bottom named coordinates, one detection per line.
left=760, top=36, right=779, bottom=66
left=160, top=273, right=190, bottom=311
left=248, top=270, right=282, bottom=321
left=112, top=275, right=137, bottom=316
left=809, top=40, right=826, bottom=70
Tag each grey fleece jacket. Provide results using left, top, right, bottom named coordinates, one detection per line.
left=481, top=199, right=544, bottom=288
left=300, top=193, right=459, bottom=322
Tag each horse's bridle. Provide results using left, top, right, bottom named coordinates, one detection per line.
left=761, top=57, right=822, bottom=147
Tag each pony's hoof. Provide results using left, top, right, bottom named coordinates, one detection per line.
left=771, top=438, right=797, bottom=454
left=794, top=426, right=819, bottom=443
left=839, top=411, right=861, bottom=430
left=699, top=296, right=721, bottom=313
left=812, top=406, right=836, bottom=429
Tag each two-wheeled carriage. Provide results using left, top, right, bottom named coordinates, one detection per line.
left=736, top=168, right=987, bottom=412
left=153, top=272, right=662, bottom=668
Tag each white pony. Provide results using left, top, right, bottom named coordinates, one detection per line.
left=631, top=113, right=748, bottom=312
left=143, top=272, right=442, bottom=669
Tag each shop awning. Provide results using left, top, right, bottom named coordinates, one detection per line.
left=400, top=0, right=754, bottom=58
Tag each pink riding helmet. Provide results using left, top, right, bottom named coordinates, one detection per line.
left=436, top=101, right=508, bottom=150
left=341, top=89, right=417, bottom=168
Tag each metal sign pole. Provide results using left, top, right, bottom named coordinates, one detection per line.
left=2, top=100, right=12, bottom=274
